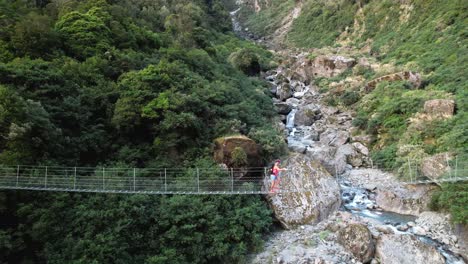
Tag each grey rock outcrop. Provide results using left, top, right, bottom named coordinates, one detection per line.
left=414, top=212, right=459, bottom=248
left=375, top=184, right=439, bottom=215
left=309, top=55, right=356, bottom=78
left=454, top=224, right=468, bottom=261
left=375, top=234, right=445, bottom=264
left=320, top=128, right=349, bottom=147
left=294, top=104, right=321, bottom=126
left=267, top=153, right=341, bottom=229
left=274, top=102, right=292, bottom=114
left=276, top=83, right=292, bottom=101
left=365, top=71, right=422, bottom=92
left=424, top=99, right=455, bottom=118
left=337, top=224, right=375, bottom=263
left=420, top=152, right=453, bottom=180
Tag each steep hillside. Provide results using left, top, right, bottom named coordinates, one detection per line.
left=236, top=0, right=467, bottom=224
left=238, top=0, right=467, bottom=168
left=0, top=0, right=281, bottom=263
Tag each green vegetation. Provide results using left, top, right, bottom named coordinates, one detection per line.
left=243, top=0, right=467, bottom=221
left=288, top=0, right=358, bottom=47
left=430, top=182, right=468, bottom=224
left=0, top=191, right=272, bottom=263
left=0, top=0, right=281, bottom=262
left=239, top=0, right=295, bottom=36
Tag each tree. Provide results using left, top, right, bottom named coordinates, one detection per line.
left=55, top=7, right=112, bottom=59
left=11, top=12, right=60, bottom=58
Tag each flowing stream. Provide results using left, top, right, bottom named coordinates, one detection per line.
left=229, top=7, right=465, bottom=264
left=340, top=179, right=465, bottom=264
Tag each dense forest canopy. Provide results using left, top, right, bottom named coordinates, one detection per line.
left=0, top=0, right=281, bottom=262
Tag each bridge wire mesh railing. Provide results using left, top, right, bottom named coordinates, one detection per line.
left=368, top=154, right=468, bottom=184
left=0, top=166, right=282, bottom=194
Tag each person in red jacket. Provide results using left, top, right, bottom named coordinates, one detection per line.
left=269, top=160, right=287, bottom=193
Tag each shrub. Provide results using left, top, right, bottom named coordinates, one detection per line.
left=340, top=91, right=360, bottom=106
left=228, top=48, right=261, bottom=76
left=231, top=147, right=248, bottom=167
left=430, top=182, right=468, bottom=224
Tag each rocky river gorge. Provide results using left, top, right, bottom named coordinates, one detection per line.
left=251, top=55, right=466, bottom=264
left=229, top=7, right=467, bottom=264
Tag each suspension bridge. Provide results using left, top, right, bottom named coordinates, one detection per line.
left=0, top=163, right=466, bottom=195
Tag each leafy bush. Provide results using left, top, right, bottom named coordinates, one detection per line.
left=0, top=0, right=281, bottom=262
left=371, top=144, right=398, bottom=169
left=231, top=147, right=248, bottom=167
left=287, top=0, right=358, bottom=47
left=430, top=182, right=468, bottom=224
left=228, top=48, right=261, bottom=75
left=340, top=91, right=360, bottom=106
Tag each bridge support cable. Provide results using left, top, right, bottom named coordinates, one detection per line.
left=1, top=161, right=466, bottom=194
left=0, top=165, right=281, bottom=195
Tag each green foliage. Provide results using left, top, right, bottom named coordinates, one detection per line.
left=0, top=0, right=281, bottom=262
left=340, top=91, right=360, bottom=106
left=248, top=125, right=287, bottom=163
left=1, top=191, right=272, bottom=263
left=228, top=48, right=261, bottom=76
left=352, top=111, right=368, bottom=129
left=287, top=0, right=358, bottom=47
left=430, top=182, right=468, bottom=224
left=239, top=0, right=295, bottom=36
left=55, top=7, right=112, bottom=59
left=371, top=144, right=398, bottom=169
left=231, top=147, right=248, bottom=167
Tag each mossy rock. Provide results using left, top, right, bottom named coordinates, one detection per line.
left=213, top=135, right=261, bottom=167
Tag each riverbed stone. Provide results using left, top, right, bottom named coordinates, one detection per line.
left=276, top=83, right=292, bottom=101
left=375, top=184, right=439, bottom=215
left=295, top=104, right=321, bottom=126
left=375, top=234, right=445, bottom=264
left=274, top=102, right=293, bottom=114
left=320, top=128, right=349, bottom=147
left=337, top=224, right=375, bottom=263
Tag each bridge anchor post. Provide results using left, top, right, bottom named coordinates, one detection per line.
left=16, top=165, right=19, bottom=187
left=45, top=166, right=48, bottom=188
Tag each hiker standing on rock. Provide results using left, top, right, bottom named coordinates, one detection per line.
left=270, top=160, right=287, bottom=193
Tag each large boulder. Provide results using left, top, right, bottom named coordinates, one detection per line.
left=274, top=102, right=292, bottom=114
left=375, top=184, right=439, bottom=215
left=276, top=83, right=292, bottom=101
left=294, top=104, right=321, bottom=126
left=305, top=142, right=337, bottom=176
left=320, top=128, right=350, bottom=147
left=287, top=54, right=356, bottom=82
left=414, top=212, right=457, bottom=247
left=424, top=99, right=455, bottom=118
left=420, top=152, right=453, bottom=180
left=375, top=234, right=445, bottom=264
left=309, top=55, right=356, bottom=78
left=337, top=224, right=375, bottom=263
left=267, top=153, right=341, bottom=229
left=454, top=224, right=468, bottom=261
left=334, top=144, right=355, bottom=175
left=213, top=135, right=261, bottom=167
left=287, top=139, right=307, bottom=153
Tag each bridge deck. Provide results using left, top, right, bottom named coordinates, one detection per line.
left=0, top=165, right=466, bottom=195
